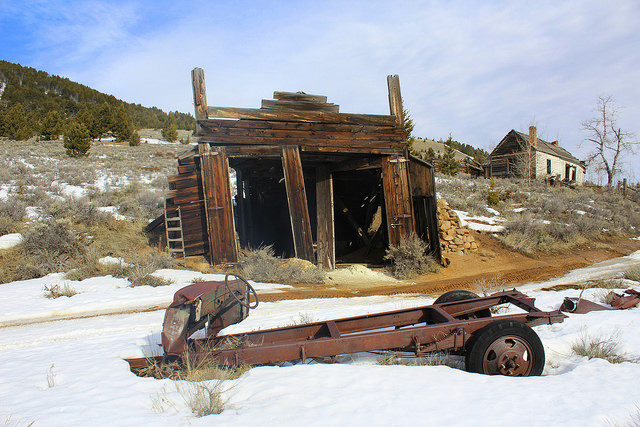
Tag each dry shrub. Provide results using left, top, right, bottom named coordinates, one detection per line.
left=177, top=381, right=225, bottom=417
left=239, top=245, right=325, bottom=285
left=384, top=233, right=439, bottom=279
left=498, top=213, right=587, bottom=256
left=21, top=219, right=85, bottom=273
left=624, top=267, right=640, bottom=282
left=43, top=283, right=78, bottom=299
left=571, top=333, right=631, bottom=364
left=128, top=274, right=173, bottom=288
left=125, top=251, right=176, bottom=287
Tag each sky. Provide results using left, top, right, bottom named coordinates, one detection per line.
left=1, top=0, right=639, bottom=183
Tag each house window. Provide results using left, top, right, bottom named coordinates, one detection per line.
left=546, top=159, right=551, bottom=174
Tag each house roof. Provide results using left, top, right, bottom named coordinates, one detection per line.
left=494, top=130, right=583, bottom=166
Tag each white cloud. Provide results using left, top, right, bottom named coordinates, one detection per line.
left=8, top=0, right=640, bottom=179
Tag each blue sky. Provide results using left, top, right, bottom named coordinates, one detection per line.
left=1, top=0, right=639, bottom=183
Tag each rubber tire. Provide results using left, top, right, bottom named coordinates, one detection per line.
left=465, top=319, right=545, bottom=376
left=434, top=290, right=491, bottom=318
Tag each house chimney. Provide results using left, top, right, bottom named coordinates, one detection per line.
left=552, top=140, right=558, bottom=146
left=529, top=126, right=537, bottom=148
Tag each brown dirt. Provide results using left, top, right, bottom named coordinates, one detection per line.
left=260, top=233, right=640, bottom=302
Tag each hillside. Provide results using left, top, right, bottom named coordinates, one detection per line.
left=0, top=60, right=195, bottom=139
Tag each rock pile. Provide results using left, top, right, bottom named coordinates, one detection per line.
left=437, top=199, right=479, bottom=255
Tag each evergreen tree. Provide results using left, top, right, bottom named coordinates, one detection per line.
left=112, top=103, right=133, bottom=142
left=40, top=110, right=64, bottom=140
left=402, top=107, right=416, bottom=151
left=439, top=136, right=459, bottom=176
left=129, top=129, right=141, bottom=147
left=95, top=103, right=113, bottom=140
left=63, top=121, right=91, bottom=157
left=162, top=114, right=178, bottom=142
left=426, top=147, right=436, bottom=159
left=1, top=103, right=33, bottom=140
left=76, top=107, right=100, bottom=140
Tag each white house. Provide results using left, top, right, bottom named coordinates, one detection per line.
left=486, top=126, right=585, bottom=184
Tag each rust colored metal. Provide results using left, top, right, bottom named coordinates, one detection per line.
left=127, top=289, right=566, bottom=373
left=560, top=297, right=611, bottom=314
left=610, top=289, right=640, bottom=310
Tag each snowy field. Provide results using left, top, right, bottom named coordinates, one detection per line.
left=1, top=253, right=640, bottom=426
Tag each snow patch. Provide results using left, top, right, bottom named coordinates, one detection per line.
left=97, top=206, right=129, bottom=221
left=0, top=233, right=23, bottom=249
left=454, top=210, right=505, bottom=232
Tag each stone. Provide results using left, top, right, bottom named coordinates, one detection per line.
left=454, top=237, right=463, bottom=245
left=441, top=220, right=451, bottom=230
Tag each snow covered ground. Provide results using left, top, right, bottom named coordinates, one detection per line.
left=1, top=254, right=640, bottom=425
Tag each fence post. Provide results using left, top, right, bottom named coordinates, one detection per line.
left=623, top=178, right=628, bottom=199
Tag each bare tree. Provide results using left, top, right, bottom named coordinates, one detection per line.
left=582, top=96, right=636, bottom=187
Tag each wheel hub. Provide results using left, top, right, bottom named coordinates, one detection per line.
left=482, top=336, right=533, bottom=376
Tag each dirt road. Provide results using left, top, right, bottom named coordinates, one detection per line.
left=261, top=233, right=640, bottom=302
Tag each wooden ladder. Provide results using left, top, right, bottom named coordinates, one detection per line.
left=164, top=201, right=185, bottom=258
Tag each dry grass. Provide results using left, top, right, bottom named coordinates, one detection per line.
left=46, top=364, right=56, bottom=388
left=238, top=245, right=325, bottom=285
left=177, top=381, right=226, bottom=417
left=571, top=333, right=631, bottom=364
left=377, top=351, right=456, bottom=367
left=43, top=284, right=78, bottom=299
left=624, top=267, right=640, bottom=282
left=384, top=233, right=440, bottom=279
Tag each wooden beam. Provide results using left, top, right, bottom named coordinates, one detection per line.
left=261, top=99, right=339, bottom=113
left=206, top=106, right=396, bottom=126
left=273, top=92, right=328, bottom=103
left=198, top=145, right=238, bottom=264
left=192, top=68, right=208, bottom=134
left=386, top=75, right=403, bottom=126
left=281, top=146, right=314, bottom=262
left=316, top=167, right=335, bottom=269
left=199, top=118, right=399, bottom=134
left=381, top=155, right=414, bottom=245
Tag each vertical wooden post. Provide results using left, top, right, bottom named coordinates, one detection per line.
left=382, top=156, right=415, bottom=246
left=316, top=166, right=335, bottom=269
left=386, top=75, right=403, bottom=126
left=281, top=146, right=315, bottom=262
left=191, top=67, right=208, bottom=134
left=623, top=178, right=628, bottom=199
left=198, top=145, right=238, bottom=264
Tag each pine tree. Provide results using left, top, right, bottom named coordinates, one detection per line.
left=1, top=103, right=33, bottom=140
left=129, top=130, right=141, bottom=147
left=426, top=147, right=436, bottom=159
left=95, top=103, right=113, bottom=140
left=40, top=110, right=64, bottom=140
left=162, top=114, right=178, bottom=142
left=402, top=107, right=416, bottom=152
left=63, top=121, right=91, bottom=157
left=76, top=107, right=100, bottom=140
left=112, top=103, right=132, bottom=142
left=439, top=136, right=459, bottom=176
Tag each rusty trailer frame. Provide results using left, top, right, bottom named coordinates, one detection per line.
left=127, top=290, right=566, bottom=372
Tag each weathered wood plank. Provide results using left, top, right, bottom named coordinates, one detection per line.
left=335, top=197, right=371, bottom=247
left=198, top=121, right=403, bottom=141
left=281, top=146, right=314, bottom=262
left=408, top=157, right=434, bottom=197
left=224, top=145, right=283, bottom=157
left=200, top=118, right=399, bottom=134
left=273, top=92, right=328, bottom=103
left=261, top=99, right=339, bottom=113
left=381, top=155, right=415, bottom=245
left=315, top=167, right=335, bottom=269
left=386, top=74, right=403, bottom=126
left=206, top=106, right=397, bottom=126
left=192, top=68, right=208, bottom=134
left=299, top=145, right=403, bottom=155
left=198, top=145, right=238, bottom=264
left=197, top=134, right=403, bottom=149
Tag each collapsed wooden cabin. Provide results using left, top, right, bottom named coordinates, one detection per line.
left=162, top=68, right=440, bottom=268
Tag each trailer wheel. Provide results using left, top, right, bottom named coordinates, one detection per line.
left=434, top=290, right=491, bottom=318
left=465, top=320, right=545, bottom=376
